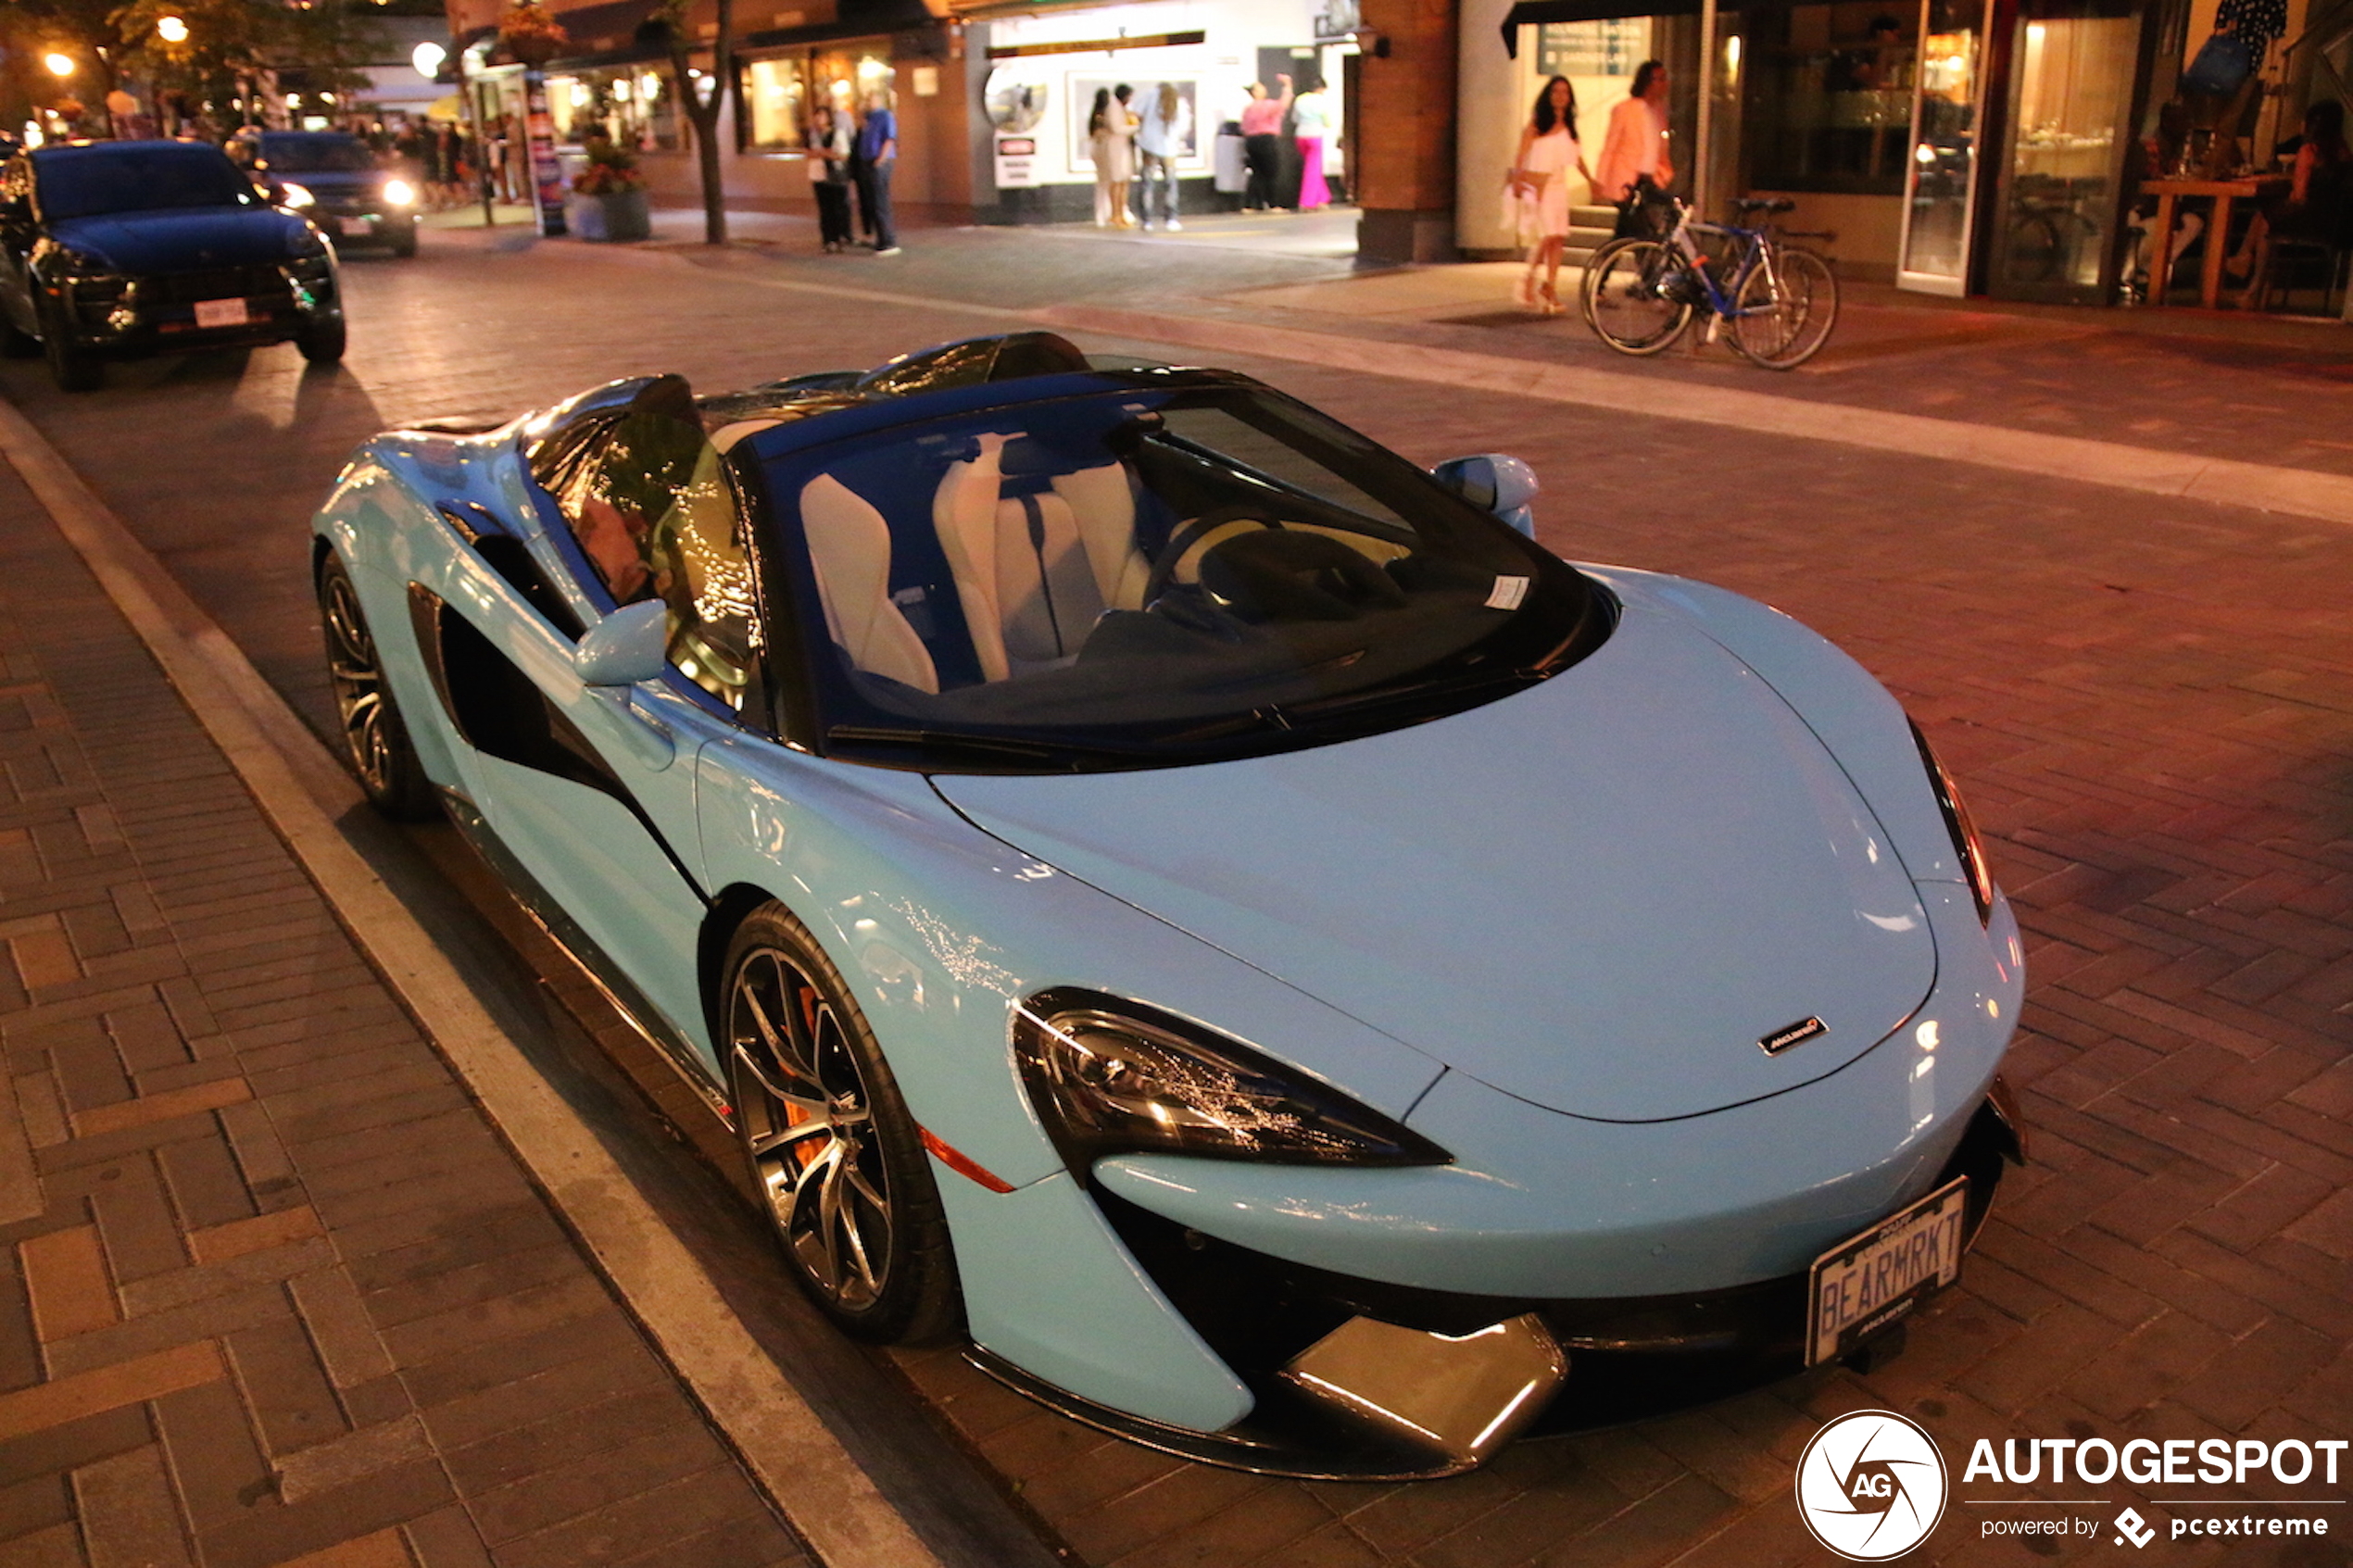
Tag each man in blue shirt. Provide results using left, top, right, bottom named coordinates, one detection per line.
left=853, top=92, right=900, bottom=254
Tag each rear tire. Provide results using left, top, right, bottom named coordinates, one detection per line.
left=296, top=316, right=346, bottom=364
left=1584, top=239, right=1692, bottom=357
left=316, top=554, right=436, bottom=820
left=722, top=904, right=961, bottom=1345
left=1729, top=247, right=1840, bottom=370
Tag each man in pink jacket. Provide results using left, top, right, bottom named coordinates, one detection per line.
left=1593, top=59, right=1675, bottom=220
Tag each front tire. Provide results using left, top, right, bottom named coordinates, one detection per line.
left=296, top=315, right=346, bottom=364
left=316, top=554, right=436, bottom=820
left=384, top=221, right=419, bottom=259
left=41, top=305, right=100, bottom=392
left=723, top=906, right=960, bottom=1344
left=0, top=308, right=38, bottom=359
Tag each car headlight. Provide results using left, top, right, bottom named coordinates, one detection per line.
left=1014, top=989, right=1451, bottom=1171
left=278, top=182, right=315, bottom=208
left=382, top=178, right=417, bottom=207
left=1911, top=720, right=1995, bottom=924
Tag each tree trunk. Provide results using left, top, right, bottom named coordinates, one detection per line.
left=667, top=0, right=734, bottom=245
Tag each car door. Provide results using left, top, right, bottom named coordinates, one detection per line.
left=424, top=386, right=774, bottom=1077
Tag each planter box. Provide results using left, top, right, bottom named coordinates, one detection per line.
left=566, top=188, right=651, bottom=243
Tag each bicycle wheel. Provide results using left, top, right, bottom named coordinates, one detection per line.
left=1584, top=239, right=1693, bottom=357
left=1729, top=246, right=1839, bottom=370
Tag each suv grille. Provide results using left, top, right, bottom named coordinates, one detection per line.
left=145, top=264, right=289, bottom=305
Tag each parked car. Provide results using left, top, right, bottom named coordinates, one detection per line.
left=250, top=131, right=419, bottom=257
left=308, top=332, right=2026, bottom=1477
left=0, top=140, right=345, bottom=392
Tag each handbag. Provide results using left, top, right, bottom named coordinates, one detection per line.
left=2181, top=31, right=2258, bottom=98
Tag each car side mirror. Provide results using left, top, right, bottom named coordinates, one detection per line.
left=1432, top=454, right=1540, bottom=538
left=573, top=600, right=669, bottom=686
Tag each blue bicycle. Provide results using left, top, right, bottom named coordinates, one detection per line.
left=1581, top=196, right=1841, bottom=370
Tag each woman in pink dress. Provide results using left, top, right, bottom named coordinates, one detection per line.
left=1509, top=76, right=1601, bottom=314
left=1293, top=82, right=1334, bottom=209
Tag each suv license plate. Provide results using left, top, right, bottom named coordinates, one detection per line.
left=1806, top=1176, right=1968, bottom=1367
left=195, top=298, right=248, bottom=329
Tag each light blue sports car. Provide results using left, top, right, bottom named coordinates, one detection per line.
left=311, top=332, right=2026, bottom=1478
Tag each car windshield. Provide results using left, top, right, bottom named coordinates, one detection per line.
left=35, top=144, right=258, bottom=220
left=745, top=380, right=1609, bottom=771
left=259, top=134, right=379, bottom=173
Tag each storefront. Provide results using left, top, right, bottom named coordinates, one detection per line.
left=1465, top=0, right=2296, bottom=299
left=959, top=0, right=1358, bottom=223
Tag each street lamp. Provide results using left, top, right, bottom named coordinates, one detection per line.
left=156, top=15, right=189, bottom=43
left=412, top=41, right=447, bottom=78
left=44, top=52, right=76, bottom=79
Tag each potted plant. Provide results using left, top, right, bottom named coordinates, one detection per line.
left=566, top=134, right=651, bottom=241
left=496, top=2, right=569, bottom=67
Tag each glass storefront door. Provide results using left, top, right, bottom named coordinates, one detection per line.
left=1895, top=0, right=1987, bottom=293
left=1985, top=0, right=2145, bottom=302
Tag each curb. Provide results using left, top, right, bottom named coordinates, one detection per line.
left=0, top=395, right=951, bottom=1568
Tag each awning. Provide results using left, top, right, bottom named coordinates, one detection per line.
left=737, top=11, right=939, bottom=52
left=542, top=0, right=671, bottom=69
left=1500, top=0, right=1702, bottom=55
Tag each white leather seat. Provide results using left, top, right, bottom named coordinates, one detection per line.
left=799, top=473, right=939, bottom=695
left=933, top=436, right=1147, bottom=682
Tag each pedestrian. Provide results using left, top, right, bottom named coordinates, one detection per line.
left=854, top=90, right=900, bottom=254
left=1593, top=59, right=1675, bottom=237
left=807, top=104, right=854, bottom=252
left=2229, top=97, right=2350, bottom=304
left=1089, top=85, right=1138, bottom=228
left=1137, top=82, right=1189, bottom=231
left=1239, top=73, right=1291, bottom=210
left=1291, top=79, right=1332, bottom=210
left=1508, top=75, right=1601, bottom=314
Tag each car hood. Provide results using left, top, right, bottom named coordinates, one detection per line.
left=48, top=208, right=304, bottom=273
left=934, top=596, right=1938, bottom=1122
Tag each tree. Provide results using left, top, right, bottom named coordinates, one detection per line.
left=658, top=0, right=734, bottom=245
left=110, top=0, right=387, bottom=130
left=3, top=0, right=125, bottom=133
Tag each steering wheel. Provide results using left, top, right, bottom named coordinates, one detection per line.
left=1141, top=504, right=1283, bottom=608
left=1197, top=529, right=1407, bottom=622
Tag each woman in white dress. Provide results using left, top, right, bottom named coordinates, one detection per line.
left=1509, top=76, right=1601, bottom=314
left=1089, top=84, right=1139, bottom=228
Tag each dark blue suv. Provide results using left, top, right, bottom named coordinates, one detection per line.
left=0, top=140, right=344, bottom=391
left=251, top=132, right=419, bottom=257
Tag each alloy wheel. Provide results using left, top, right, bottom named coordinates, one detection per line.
left=321, top=569, right=397, bottom=797
left=729, top=947, right=896, bottom=1311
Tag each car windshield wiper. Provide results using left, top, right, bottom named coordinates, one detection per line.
left=824, top=725, right=1162, bottom=769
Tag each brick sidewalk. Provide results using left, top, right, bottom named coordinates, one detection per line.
left=0, top=459, right=807, bottom=1566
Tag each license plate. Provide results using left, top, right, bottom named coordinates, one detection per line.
left=1806, top=1176, right=1968, bottom=1367
left=194, top=297, right=248, bottom=329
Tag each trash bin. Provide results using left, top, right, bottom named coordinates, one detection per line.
left=1214, top=124, right=1247, bottom=194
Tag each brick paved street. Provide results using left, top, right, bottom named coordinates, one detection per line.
left=0, top=451, right=808, bottom=1564
left=0, top=220, right=2347, bottom=1567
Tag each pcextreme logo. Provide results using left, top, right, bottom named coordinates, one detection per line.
left=1795, top=1411, right=1951, bottom=1561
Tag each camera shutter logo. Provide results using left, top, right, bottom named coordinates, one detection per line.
left=1794, top=1410, right=1949, bottom=1560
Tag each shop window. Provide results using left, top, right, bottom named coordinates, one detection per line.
left=1744, top=0, right=1917, bottom=193
left=744, top=57, right=809, bottom=150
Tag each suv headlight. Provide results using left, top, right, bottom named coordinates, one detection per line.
left=1014, top=988, right=1450, bottom=1171
left=1911, top=720, right=1995, bottom=924
left=383, top=177, right=417, bottom=206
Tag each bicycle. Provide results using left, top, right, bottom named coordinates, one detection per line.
left=1580, top=196, right=1842, bottom=370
